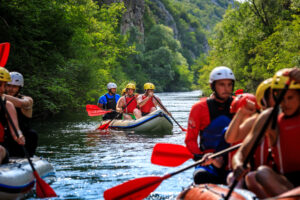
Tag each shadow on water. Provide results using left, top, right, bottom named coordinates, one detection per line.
left=27, top=91, right=201, bottom=199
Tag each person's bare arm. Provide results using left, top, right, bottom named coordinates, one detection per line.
left=116, top=97, right=125, bottom=113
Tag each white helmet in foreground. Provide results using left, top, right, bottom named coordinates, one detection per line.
left=8, top=72, right=24, bottom=87
left=107, top=82, right=117, bottom=89
left=209, top=66, right=235, bottom=84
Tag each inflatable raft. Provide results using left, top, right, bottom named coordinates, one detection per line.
left=0, top=157, right=55, bottom=200
left=177, top=184, right=257, bottom=200
left=98, top=110, right=173, bottom=132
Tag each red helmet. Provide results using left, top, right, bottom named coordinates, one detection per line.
left=230, top=93, right=260, bottom=113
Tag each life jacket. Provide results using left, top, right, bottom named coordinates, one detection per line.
left=140, top=95, right=155, bottom=114
left=271, top=113, right=300, bottom=174
left=0, top=100, right=7, bottom=143
left=199, top=97, right=233, bottom=153
left=124, top=96, right=137, bottom=114
left=104, top=94, right=116, bottom=110
left=15, top=94, right=32, bottom=132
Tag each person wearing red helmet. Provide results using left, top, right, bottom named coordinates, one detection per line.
left=185, top=66, right=236, bottom=184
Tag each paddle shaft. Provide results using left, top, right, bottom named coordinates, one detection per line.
left=225, top=80, right=290, bottom=200
left=115, top=143, right=241, bottom=199
left=153, top=95, right=186, bottom=131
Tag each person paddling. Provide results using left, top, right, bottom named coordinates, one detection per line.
left=0, top=68, right=25, bottom=162
left=116, top=83, right=142, bottom=120
left=137, top=83, right=170, bottom=116
left=232, top=67, right=300, bottom=198
left=97, top=82, right=121, bottom=120
left=4, top=72, right=37, bottom=157
left=185, top=66, right=235, bottom=184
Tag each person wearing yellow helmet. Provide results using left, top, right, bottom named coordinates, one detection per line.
left=121, top=88, right=127, bottom=96
left=2, top=72, right=37, bottom=157
left=116, top=83, right=141, bottom=120
left=137, top=83, right=169, bottom=116
left=232, top=67, right=300, bottom=198
left=97, top=82, right=121, bottom=120
left=0, top=68, right=25, bottom=164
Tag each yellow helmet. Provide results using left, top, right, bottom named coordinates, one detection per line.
left=271, top=68, right=300, bottom=90
left=256, top=78, right=272, bottom=108
left=144, top=82, right=155, bottom=90
left=0, top=68, right=11, bottom=82
left=126, top=83, right=136, bottom=90
left=121, top=88, right=126, bottom=95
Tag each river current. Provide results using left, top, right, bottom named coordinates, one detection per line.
left=31, top=90, right=201, bottom=199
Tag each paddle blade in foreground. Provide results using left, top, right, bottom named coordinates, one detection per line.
left=151, top=143, right=193, bottom=167
left=0, top=42, right=10, bottom=67
left=34, top=171, right=57, bottom=198
left=86, top=105, right=112, bottom=116
left=104, top=176, right=162, bottom=200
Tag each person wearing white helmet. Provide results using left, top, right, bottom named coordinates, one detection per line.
left=4, top=71, right=37, bottom=157
left=185, top=66, right=236, bottom=185
left=97, top=82, right=121, bottom=120
left=0, top=69, right=25, bottom=163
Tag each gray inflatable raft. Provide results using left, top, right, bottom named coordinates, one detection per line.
left=0, top=157, right=54, bottom=200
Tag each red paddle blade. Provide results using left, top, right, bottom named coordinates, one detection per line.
left=104, top=176, right=162, bottom=200
left=97, top=121, right=110, bottom=130
left=0, top=42, right=10, bottom=67
left=86, top=105, right=111, bottom=116
left=33, top=171, right=57, bottom=198
left=181, top=127, right=187, bottom=132
left=151, top=143, right=193, bottom=167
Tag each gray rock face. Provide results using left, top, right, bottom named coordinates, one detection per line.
left=98, top=0, right=145, bottom=35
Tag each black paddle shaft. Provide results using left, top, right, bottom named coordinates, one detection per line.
left=225, top=80, right=290, bottom=200
left=0, top=97, right=36, bottom=171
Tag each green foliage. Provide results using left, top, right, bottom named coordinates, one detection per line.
left=196, top=0, right=300, bottom=96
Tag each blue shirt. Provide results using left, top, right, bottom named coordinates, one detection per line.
left=98, top=93, right=121, bottom=106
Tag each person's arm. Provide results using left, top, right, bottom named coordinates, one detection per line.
left=225, top=100, right=257, bottom=143
left=4, top=95, right=33, bottom=118
left=5, top=100, right=25, bottom=145
left=116, top=97, right=124, bottom=113
left=137, top=94, right=150, bottom=108
left=185, top=103, right=205, bottom=155
left=232, top=108, right=273, bottom=180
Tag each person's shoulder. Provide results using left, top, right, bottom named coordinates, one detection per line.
left=192, top=98, right=208, bottom=109
left=115, top=94, right=121, bottom=98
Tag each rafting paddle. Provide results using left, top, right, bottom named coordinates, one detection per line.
left=0, top=42, right=10, bottom=67
left=153, top=95, right=187, bottom=132
left=86, top=105, right=112, bottom=116
left=104, top=143, right=241, bottom=200
left=0, top=97, right=57, bottom=198
left=151, top=143, right=241, bottom=167
left=224, top=78, right=291, bottom=200
left=98, top=95, right=136, bottom=130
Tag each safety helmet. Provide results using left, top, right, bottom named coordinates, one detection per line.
left=121, top=88, right=126, bottom=95
left=144, top=82, right=155, bottom=90
left=0, top=68, right=11, bottom=82
left=209, top=66, right=235, bottom=84
left=107, top=82, right=117, bottom=89
left=271, top=68, right=300, bottom=90
left=7, top=72, right=24, bottom=87
left=255, top=78, right=272, bottom=108
left=126, top=83, right=136, bottom=90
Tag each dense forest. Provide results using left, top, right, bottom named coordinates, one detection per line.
left=0, top=0, right=299, bottom=116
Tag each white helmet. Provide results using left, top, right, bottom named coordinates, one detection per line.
left=209, top=66, right=235, bottom=83
left=8, top=72, right=24, bottom=87
left=107, top=82, right=117, bottom=89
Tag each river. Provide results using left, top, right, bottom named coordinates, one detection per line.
left=30, top=90, right=201, bottom=199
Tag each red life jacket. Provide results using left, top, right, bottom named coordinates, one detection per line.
left=124, top=96, right=137, bottom=114
left=140, top=95, right=155, bottom=114
left=271, top=113, right=300, bottom=174
left=0, top=123, right=4, bottom=142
